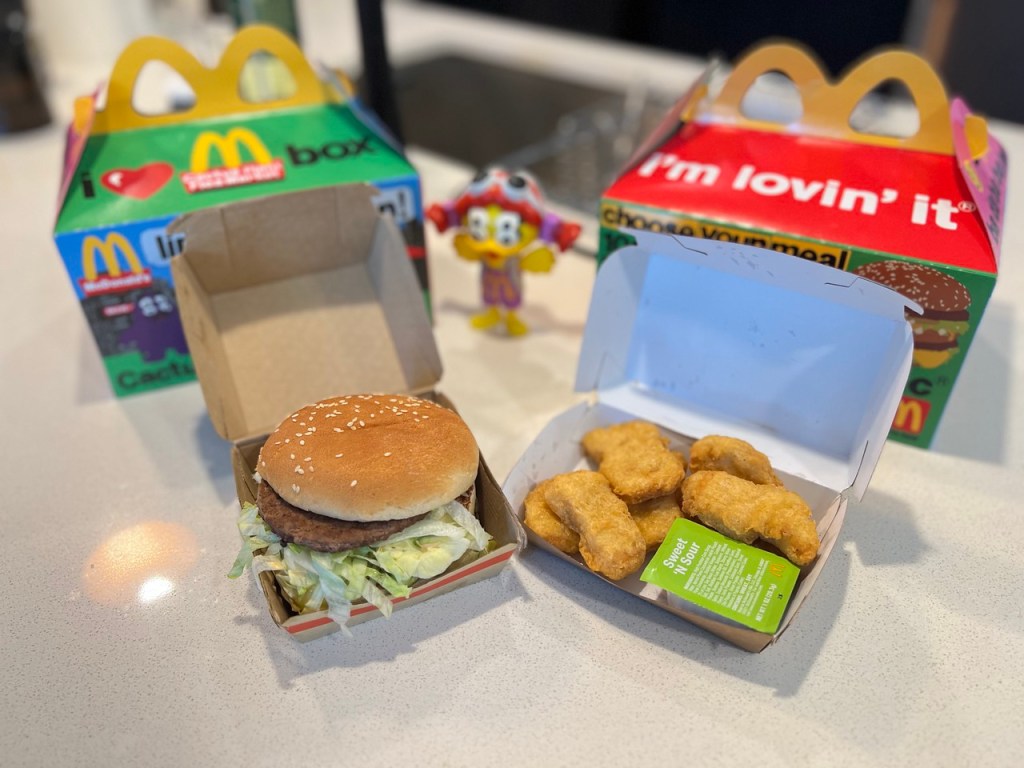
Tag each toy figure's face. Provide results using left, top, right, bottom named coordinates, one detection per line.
left=455, top=204, right=539, bottom=268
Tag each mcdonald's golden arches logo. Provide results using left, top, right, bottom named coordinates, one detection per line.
left=181, top=127, right=284, bottom=193
left=190, top=128, right=271, bottom=171
left=79, top=232, right=153, bottom=297
left=893, top=395, right=930, bottom=436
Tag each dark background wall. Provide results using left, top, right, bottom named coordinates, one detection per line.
left=437, top=0, right=911, bottom=79
left=941, top=1, right=1024, bottom=123
left=432, top=0, right=1024, bottom=123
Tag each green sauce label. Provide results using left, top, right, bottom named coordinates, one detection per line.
left=641, top=518, right=800, bottom=634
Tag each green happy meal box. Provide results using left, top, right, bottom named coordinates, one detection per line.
left=52, top=25, right=427, bottom=397
left=598, top=42, right=1007, bottom=448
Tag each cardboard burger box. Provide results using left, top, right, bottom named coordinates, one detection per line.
left=598, top=43, right=1008, bottom=448
left=504, top=230, right=917, bottom=652
left=169, top=185, right=524, bottom=641
left=53, top=25, right=429, bottom=398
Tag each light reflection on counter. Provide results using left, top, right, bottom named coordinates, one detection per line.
left=82, top=521, right=198, bottom=607
left=138, top=576, right=174, bottom=603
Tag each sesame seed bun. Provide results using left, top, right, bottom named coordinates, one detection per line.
left=854, top=260, right=972, bottom=370
left=853, top=261, right=971, bottom=320
left=257, top=394, right=479, bottom=523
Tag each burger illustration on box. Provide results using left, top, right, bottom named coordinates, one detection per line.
left=853, top=261, right=971, bottom=369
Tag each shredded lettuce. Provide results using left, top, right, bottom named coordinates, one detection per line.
left=228, top=498, right=492, bottom=629
left=374, top=535, right=471, bottom=582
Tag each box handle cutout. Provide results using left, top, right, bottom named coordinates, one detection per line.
left=718, top=44, right=825, bottom=127
left=710, top=42, right=979, bottom=155
left=91, top=25, right=339, bottom=135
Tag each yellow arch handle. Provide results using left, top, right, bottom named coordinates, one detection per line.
left=92, top=24, right=334, bottom=135
left=811, top=50, right=952, bottom=153
left=216, top=24, right=326, bottom=106
left=711, top=43, right=828, bottom=127
left=710, top=42, right=967, bottom=155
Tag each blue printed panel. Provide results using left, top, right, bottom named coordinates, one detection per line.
left=55, top=216, right=180, bottom=300
left=55, top=217, right=194, bottom=395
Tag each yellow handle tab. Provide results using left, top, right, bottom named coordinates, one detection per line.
left=710, top=42, right=960, bottom=155
left=72, top=95, right=96, bottom=135
left=964, top=113, right=989, bottom=160
left=92, top=25, right=334, bottom=135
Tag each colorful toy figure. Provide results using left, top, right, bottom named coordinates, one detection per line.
left=427, top=168, right=581, bottom=336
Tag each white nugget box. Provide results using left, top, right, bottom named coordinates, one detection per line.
left=504, top=230, right=918, bottom=651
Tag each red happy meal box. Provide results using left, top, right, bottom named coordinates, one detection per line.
left=599, top=42, right=1007, bottom=448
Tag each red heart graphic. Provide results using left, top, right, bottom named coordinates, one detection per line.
left=101, top=162, right=174, bottom=199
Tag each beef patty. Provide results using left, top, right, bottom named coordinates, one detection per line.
left=257, top=481, right=428, bottom=552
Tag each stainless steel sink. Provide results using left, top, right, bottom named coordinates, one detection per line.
left=366, top=53, right=675, bottom=213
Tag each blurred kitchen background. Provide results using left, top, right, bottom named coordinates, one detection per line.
left=3, top=0, right=1019, bottom=214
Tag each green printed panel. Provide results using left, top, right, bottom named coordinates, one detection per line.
left=57, top=103, right=415, bottom=233
left=641, top=518, right=800, bottom=634
left=104, top=349, right=196, bottom=397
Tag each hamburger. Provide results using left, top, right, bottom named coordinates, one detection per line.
left=853, top=260, right=971, bottom=369
left=229, top=394, right=492, bottom=627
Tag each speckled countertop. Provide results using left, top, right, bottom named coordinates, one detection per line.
left=3, top=3, right=1023, bottom=766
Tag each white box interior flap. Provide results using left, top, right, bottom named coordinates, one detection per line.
left=576, top=230, right=918, bottom=497
left=170, top=185, right=441, bottom=443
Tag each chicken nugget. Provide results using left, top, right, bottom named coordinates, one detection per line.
left=681, top=470, right=819, bottom=566
left=688, top=435, right=783, bottom=486
left=524, top=478, right=579, bottom=554
left=582, top=421, right=685, bottom=504
left=576, top=539, right=604, bottom=576
left=543, top=470, right=645, bottom=580
left=628, top=492, right=681, bottom=550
